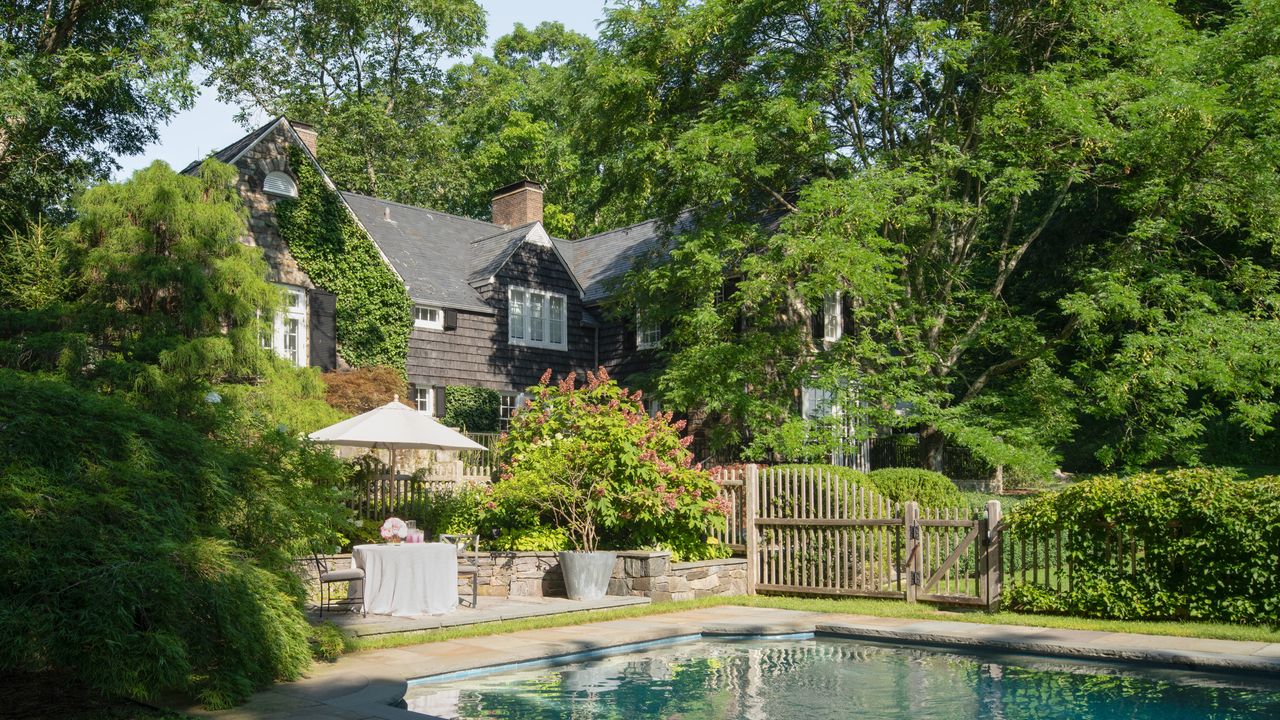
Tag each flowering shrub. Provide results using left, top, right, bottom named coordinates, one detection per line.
left=487, top=368, right=726, bottom=557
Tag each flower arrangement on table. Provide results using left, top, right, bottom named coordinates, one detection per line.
left=380, top=517, right=408, bottom=543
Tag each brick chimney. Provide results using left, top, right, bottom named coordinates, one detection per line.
left=491, top=180, right=543, bottom=228
left=290, top=120, right=319, bottom=158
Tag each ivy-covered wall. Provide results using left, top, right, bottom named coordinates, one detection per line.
left=275, top=149, right=411, bottom=369
left=443, top=385, right=500, bottom=432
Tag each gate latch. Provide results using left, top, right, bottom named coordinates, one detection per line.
left=910, top=570, right=922, bottom=586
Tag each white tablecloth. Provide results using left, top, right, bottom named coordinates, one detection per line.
left=350, top=543, right=458, bottom=617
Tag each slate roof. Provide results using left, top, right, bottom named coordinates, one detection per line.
left=180, top=119, right=678, bottom=312
left=340, top=192, right=501, bottom=313
left=180, top=116, right=285, bottom=175
left=467, top=223, right=539, bottom=286
left=554, top=218, right=680, bottom=304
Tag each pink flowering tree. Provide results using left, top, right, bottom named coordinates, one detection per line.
left=486, top=368, right=729, bottom=558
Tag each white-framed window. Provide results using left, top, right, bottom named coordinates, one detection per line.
left=636, top=312, right=661, bottom=350
left=415, top=387, right=434, bottom=415
left=499, top=392, right=525, bottom=431
left=823, top=292, right=843, bottom=342
left=414, top=305, right=443, bottom=330
left=802, top=386, right=835, bottom=420
left=263, top=171, right=298, bottom=198
left=261, top=285, right=308, bottom=367
left=507, top=287, right=568, bottom=350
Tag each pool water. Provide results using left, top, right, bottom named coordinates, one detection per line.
left=404, top=636, right=1280, bottom=719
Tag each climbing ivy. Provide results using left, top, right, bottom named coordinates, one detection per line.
left=275, top=148, right=411, bottom=369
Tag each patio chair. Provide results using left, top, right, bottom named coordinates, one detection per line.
left=311, top=551, right=366, bottom=618
left=440, top=534, right=480, bottom=608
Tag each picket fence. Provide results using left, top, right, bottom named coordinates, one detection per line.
left=712, top=465, right=1002, bottom=607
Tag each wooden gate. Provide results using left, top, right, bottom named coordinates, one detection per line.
left=738, top=465, right=1001, bottom=607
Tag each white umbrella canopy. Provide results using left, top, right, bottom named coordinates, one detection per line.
left=310, top=398, right=486, bottom=502
left=310, top=397, right=487, bottom=451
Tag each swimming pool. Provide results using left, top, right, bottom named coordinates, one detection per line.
left=404, top=635, right=1280, bottom=719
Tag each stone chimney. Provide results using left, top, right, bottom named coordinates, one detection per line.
left=290, top=120, right=319, bottom=158
left=491, top=180, right=544, bottom=228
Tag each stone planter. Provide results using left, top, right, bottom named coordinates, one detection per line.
left=557, top=551, right=617, bottom=601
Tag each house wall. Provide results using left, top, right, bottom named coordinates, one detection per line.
left=229, top=123, right=314, bottom=289
left=408, top=241, right=597, bottom=394
left=594, top=311, right=659, bottom=387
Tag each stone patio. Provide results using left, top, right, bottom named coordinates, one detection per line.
left=310, top=594, right=651, bottom=637
left=175, top=606, right=1280, bottom=720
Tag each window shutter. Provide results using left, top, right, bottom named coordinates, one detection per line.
left=443, top=308, right=458, bottom=330
left=810, top=307, right=824, bottom=341
left=308, top=289, right=337, bottom=370
left=433, top=385, right=447, bottom=418
left=623, top=317, right=637, bottom=351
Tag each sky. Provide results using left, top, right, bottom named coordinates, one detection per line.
left=114, top=0, right=609, bottom=179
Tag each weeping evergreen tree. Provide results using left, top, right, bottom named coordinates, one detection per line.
left=0, top=160, right=352, bottom=708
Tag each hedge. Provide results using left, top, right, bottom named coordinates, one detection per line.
left=1005, top=468, right=1280, bottom=626
left=443, top=385, right=500, bottom=432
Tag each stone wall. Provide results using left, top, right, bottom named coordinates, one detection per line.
left=458, top=550, right=747, bottom=602
left=305, top=549, right=749, bottom=604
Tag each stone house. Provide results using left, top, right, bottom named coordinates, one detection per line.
left=183, top=116, right=671, bottom=427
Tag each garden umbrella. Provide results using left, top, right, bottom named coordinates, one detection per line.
left=309, top=397, right=487, bottom=494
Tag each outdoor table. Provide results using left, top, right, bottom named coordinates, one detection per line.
left=350, top=542, right=458, bottom=616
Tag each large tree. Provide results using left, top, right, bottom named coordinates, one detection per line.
left=591, top=0, right=1280, bottom=472
left=204, top=0, right=486, bottom=201
left=0, top=0, right=201, bottom=228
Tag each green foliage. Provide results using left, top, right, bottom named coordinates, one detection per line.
left=443, top=385, right=500, bottom=432
left=0, top=219, right=69, bottom=310
left=0, top=0, right=200, bottom=228
left=396, top=480, right=489, bottom=538
left=217, top=359, right=347, bottom=434
left=489, top=368, right=726, bottom=556
left=1006, top=469, right=1280, bottom=625
left=490, top=526, right=571, bottom=552
left=307, top=622, right=346, bottom=663
left=594, top=0, right=1280, bottom=473
left=65, top=160, right=278, bottom=412
left=0, top=370, right=350, bottom=707
left=865, top=469, right=967, bottom=509
left=774, top=464, right=967, bottom=509
left=203, top=0, right=486, bottom=209
left=275, top=149, right=412, bottom=369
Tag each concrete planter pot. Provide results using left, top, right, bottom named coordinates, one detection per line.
left=557, top=551, right=617, bottom=601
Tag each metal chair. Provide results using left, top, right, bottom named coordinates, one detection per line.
left=311, top=551, right=366, bottom=618
left=440, top=534, right=480, bottom=608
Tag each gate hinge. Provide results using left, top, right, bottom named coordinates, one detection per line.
left=910, top=570, right=922, bottom=586
left=908, top=525, right=920, bottom=540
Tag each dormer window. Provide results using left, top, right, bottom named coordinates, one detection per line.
left=263, top=171, right=298, bottom=198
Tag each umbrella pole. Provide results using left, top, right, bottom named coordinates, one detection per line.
left=389, top=447, right=397, bottom=512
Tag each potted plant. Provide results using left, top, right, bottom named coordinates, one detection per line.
left=488, top=368, right=728, bottom=600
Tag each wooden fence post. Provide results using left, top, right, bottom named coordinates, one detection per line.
left=745, top=464, right=759, bottom=595
left=904, top=501, right=920, bottom=603
left=453, top=459, right=465, bottom=484
left=984, top=499, right=1002, bottom=611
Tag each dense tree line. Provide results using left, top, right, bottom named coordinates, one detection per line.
left=4, top=0, right=1278, bottom=477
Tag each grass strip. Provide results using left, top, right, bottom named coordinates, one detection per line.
left=344, top=595, right=1280, bottom=653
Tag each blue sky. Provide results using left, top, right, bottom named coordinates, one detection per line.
left=115, top=0, right=609, bottom=178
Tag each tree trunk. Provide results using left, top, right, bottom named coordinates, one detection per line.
left=919, top=425, right=945, bottom=473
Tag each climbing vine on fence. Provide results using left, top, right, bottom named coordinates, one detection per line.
left=275, top=148, right=410, bottom=369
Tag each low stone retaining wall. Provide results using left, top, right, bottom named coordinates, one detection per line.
left=463, top=550, right=747, bottom=601
left=303, top=549, right=748, bottom=603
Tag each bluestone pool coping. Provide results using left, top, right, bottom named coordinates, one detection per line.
left=173, top=606, right=1280, bottom=720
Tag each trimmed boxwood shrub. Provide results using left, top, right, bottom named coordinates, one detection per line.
left=865, top=468, right=965, bottom=508
left=443, top=385, right=500, bottom=432
left=1005, top=468, right=1280, bottom=625
left=774, top=464, right=966, bottom=508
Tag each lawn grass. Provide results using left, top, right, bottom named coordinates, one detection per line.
left=344, top=594, right=1280, bottom=653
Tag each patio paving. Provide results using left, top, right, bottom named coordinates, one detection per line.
left=311, top=594, right=651, bottom=637
left=174, top=606, right=1280, bottom=720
